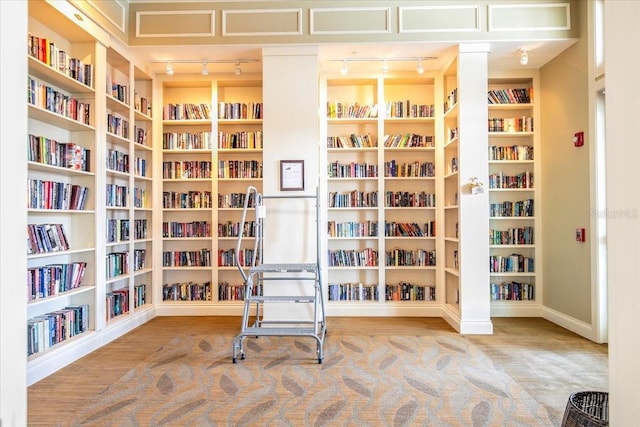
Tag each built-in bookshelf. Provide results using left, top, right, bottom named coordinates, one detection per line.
left=442, top=59, right=461, bottom=315
left=324, top=76, right=439, bottom=313
left=27, top=1, right=97, bottom=363
left=161, top=79, right=215, bottom=306
left=159, top=77, right=263, bottom=308
left=487, top=75, right=540, bottom=316
left=214, top=79, right=264, bottom=303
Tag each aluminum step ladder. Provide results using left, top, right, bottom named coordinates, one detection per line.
left=232, top=186, right=326, bottom=363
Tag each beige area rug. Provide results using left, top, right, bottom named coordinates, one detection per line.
left=71, top=333, right=554, bottom=426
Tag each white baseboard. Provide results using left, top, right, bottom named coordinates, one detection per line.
left=542, top=306, right=595, bottom=340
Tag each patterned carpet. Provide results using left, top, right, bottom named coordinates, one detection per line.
left=71, top=332, right=554, bottom=426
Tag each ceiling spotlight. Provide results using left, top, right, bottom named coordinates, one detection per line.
left=381, top=59, right=389, bottom=74
left=416, top=59, right=424, bottom=75
left=234, top=62, right=242, bottom=76
left=166, top=62, right=174, bottom=75
left=519, top=49, right=529, bottom=66
left=340, top=60, right=348, bottom=75
left=201, top=62, right=209, bottom=76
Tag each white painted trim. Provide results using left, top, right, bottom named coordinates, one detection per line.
left=398, top=5, right=481, bottom=33
left=459, top=320, right=493, bottom=335
left=222, top=8, right=302, bottom=36
left=310, top=7, right=391, bottom=35
left=490, top=303, right=543, bottom=317
left=488, top=3, right=571, bottom=32
left=86, top=0, right=126, bottom=33
left=542, top=306, right=595, bottom=340
left=135, top=10, right=215, bottom=38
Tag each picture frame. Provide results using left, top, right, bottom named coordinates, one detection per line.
left=280, top=160, right=304, bottom=191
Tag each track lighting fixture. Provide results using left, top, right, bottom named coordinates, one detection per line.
left=381, top=59, right=389, bottom=74
left=329, top=56, right=436, bottom=75
left=519, top=49, right=529, bottom=66
left=340, top=60, right=348, bottom=75
left=152, top=59, right=260, bottom=75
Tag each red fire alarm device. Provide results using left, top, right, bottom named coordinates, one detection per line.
left=574, top=131, right=584, bottom=147
left=576, top=228, right=586, bottom=242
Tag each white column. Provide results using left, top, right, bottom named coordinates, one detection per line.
left=458, top=44, right=493, bottom=334
left=1, top=0, right=28, bottom=424
left=605, top=1, right=640, bottom=424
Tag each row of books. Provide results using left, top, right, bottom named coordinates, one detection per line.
left=490, top=281, right=535, bottom=301
left=133, top=187, right=148, bottom=209
left=328, top=190, right=378, bottom=208
left=106, top=288, right=129, bottom=320
left=134, top=126, right=148, bottom=146
left=488, top=171, right=533, bottom=189
left=217, top=160, right=263, bottom=179
left=384, top=160, right=435, bottom=178
left=385, top=191, right=436, bottom=208
left=327, top=134, right=376, bottom=148
left=489, top=199, right=535, bottom=217
left=218, top=192, right=254, bottom=209
left=135, top=157, right=147, bottom=177
left=383, top=134, right=435, bottom=148
left=488, top=117, right=534, bottom=133
left=106, top=148, right=129, bottom=173
left=384, top=222, right=433, bottom=237
left=27, top=223, right=69, bottom=255
left=218, top=282, right=245, bottom=301
left=328, top=283, right=379, bottom=301
left=489, top=254, right=535, bottom=273
left=327, top=220, right=378, bottom=238
left=106, top=251, right=129, bottom=279
left=162, top=160, right=212, bottom=179
left=327, top=102, right=379, bottom=119
left=162, top=249, right=212, bottom=267
left=28, top=134, right=91, bottom=172
left=27, top=262, right=87, bottom=301
left=218, top=221, right=257, bottom=238
left=218, top=248, right=259, bottom=267
left=162, top=190, right=213, bottom=209
left=488, top=87, right=532, bottom=105
left=162, top=132, right=212, bottom=150
left=162, top=221, right=212, bottom=238
left=489, top=227, right=534, bottom=245
left=218, top=102, right=263, bottom=120
left=106, top=183, right=128, bottom=208
left=328, top=161, right=378, bottom=178
left=134, top=92, right=151, bottom=117
left=28, top=33, right=93, bottom=87
left=163, top=103, right=212, bottom=120
left=106, top=218, right=130, bottom=243
left=162, top=281, right=212, bottom=301
left=444, top=88, right=458, bottom=112
left=218, top=131, right=263, bottom=149
left=107, top=113, right=129, bottom=139
left=28, top=77, right=91, bottom=126
left=328, top=248, right=378, bottom=267
left=385, top=283, right=436, bottom=301
left=385, top=249, right=436, bottom=267
left=108, top=79, right=129, bottom=104
left=134, top=284, right=147, bottom=308
left=133, top=249, right=146, bottom=271
left=27, top=305, right=89, bottom=356
left=489, top=145, right=534, bottom=161
left=28, top=179, right=89, bottom=211
left=386, top=101, right=435, bottom=118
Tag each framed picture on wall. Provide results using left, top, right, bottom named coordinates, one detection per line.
left=280, top=160, right=304, bottom=191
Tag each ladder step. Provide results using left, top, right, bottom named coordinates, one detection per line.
left=250, top=263, right=318, bottom=274
left=246, top=295, right=316, bottom=303
left=242, top=327, right=317, bottom=336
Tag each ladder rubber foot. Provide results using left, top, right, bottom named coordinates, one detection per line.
left=233, top=358, right=237, bottom=363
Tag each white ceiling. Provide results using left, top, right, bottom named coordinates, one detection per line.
left=131, top=39, right=577, bottom=77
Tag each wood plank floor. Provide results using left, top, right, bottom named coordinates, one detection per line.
left=28, top=317, right=608, bottom=426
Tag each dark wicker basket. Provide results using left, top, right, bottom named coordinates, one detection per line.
left=561, top=391, right=609, bottom=427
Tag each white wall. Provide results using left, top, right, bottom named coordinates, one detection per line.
left=1, top=1, right=28, bottom=424
left=605, top=1, right=640, bottom=424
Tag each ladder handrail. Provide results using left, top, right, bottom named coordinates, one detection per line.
left=236, top=185, right=261, bottom=283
